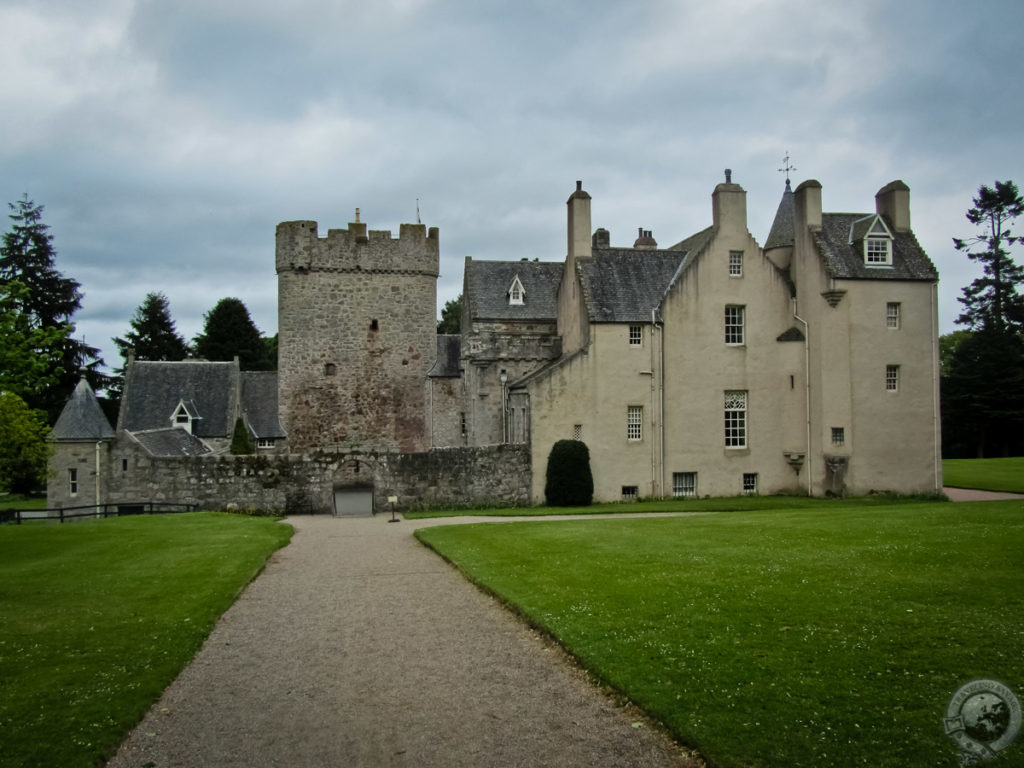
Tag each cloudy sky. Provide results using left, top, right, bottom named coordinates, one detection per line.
left=2, top=0, right=1021, bottom=372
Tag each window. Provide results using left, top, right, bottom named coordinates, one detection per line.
left=629, top=325, right=642, bottom=346
left=673, top=472, right=697, bottom=498
left=865, top=237, right=892, bottom=265
left=886, top=365, right=900, bottom=392
left=508, top=276, right=525, bottom=305
left=831, top=427, right=845, bottom=446
left=743, top=473, right=758, bottom=494
left=68, top=468, right=78, bottom=496
left=621, top=486, right=638, bottom=500
left=729, top=251, right=743, bottom=276
left=725, top=305, right=745, bottom=345
left=886, top=302, right=901, bottom=329
left=257, top=438, right=275, bottom=449
left=460, top=412, right=467, bottom=436
left=627, top=405, right=643, bottom=441
left=573, top=424, right=582, bottom=441
left=324, top=363, right=337, bottom=376
left=175, top=411, right=189, bottom=424
left=724, top=390, right=747, bottom=448
left=122, top=459, right=128, bottom=472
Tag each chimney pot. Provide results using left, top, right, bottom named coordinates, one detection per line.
left=725, top=169, right=732, bottom=183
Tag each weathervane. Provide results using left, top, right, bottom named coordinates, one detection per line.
left=778, top=153, right=796, bottom=184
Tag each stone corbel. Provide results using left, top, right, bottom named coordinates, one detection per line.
left=821, top=289, right=846, bottom=307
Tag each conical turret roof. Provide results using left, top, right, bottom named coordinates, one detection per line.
left=51, top=378, right=115, bottom=440
left=764, top=178, right=796, bottom=250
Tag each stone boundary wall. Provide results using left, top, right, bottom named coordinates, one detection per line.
left=104, top=445, right=531, bottom=515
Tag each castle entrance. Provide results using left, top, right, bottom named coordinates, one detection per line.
left=333, top=485, right=374, bottom=517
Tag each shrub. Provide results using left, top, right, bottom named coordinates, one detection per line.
left=544, top=439, right=593, bottom=506
left=229, top=417, right=255, bottom=455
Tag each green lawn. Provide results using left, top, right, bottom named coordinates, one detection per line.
left=404, top=492, right=947, bottom=519
left=416, top=502, right=1024, bottom=768
left=943, top=457, right=1024, bottom=493
left=0, top=512, right=292, bottom=768
left=0, top=494, right=46, bottom=511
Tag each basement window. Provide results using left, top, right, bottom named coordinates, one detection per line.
left=743, top=473, right=758, bottom=494
left=621, top=486, right=638, bottom=500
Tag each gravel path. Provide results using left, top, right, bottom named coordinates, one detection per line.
left=943, top=487, right=1024, bottom=501
left=107, top=515, right=704, bottom=768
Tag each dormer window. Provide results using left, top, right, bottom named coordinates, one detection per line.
left=171, top=401, right=196, bottom=435
left=851, top=215, right=893, bottom=266
left=508, top=275, right=525, bottom=305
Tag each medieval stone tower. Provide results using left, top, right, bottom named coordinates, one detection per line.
left=276, top=213, right=439, bottom=453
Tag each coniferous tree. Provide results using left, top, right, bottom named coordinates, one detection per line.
left=113, top=292, right=189, bottom=365
left=942, top=181, right=1024, bottom=457
left=0, top=195, right=106, bottom=418
left=193, top=297, right=269, bottom=370
left=953, top=180, right=1024, bottom=332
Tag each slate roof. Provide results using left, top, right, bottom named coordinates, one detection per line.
left=119, top=361, right=237, bottom=438
left=130, top=428, right=212, bottom=457
left=764, top=179, right=796, bottom=250
left=464, top=259, right=563, bottom=321
left=428, top=334, right=461, bottom=377
left=240, top=371, right=284, bottom=439
left=51, top=378, right=115, bottom=440
left=577, top=248, right=691, bottom=323
left=814, top=213, right=938, bottom=281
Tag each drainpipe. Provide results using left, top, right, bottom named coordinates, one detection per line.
left=652, top=307, right=665, bottom=497
left=793, top=301, right=812, bottom=495
left=930, top=282, right=941, bottom=490
left=95, top=440, right=102, bottom=514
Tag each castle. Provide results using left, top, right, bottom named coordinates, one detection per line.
left=48, top=174, right=942, bottom=514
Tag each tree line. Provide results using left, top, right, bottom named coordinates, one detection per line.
left=0, top=195, right=274, bottom=493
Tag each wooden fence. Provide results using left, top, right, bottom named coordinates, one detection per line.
left=0, top=502, right=199, bottom=525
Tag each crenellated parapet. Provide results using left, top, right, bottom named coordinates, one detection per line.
left=276, top=219, right=439, bottom=276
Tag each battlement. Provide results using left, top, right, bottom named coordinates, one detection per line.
left=276, top=218, right=439, bottom=275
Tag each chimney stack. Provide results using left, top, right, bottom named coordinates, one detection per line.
left=875, top=180, right=911, bottom=232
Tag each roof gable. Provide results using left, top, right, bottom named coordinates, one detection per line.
left=240, top=371, right=284, bottom=439
left=465, top=259, right=562, bottom=321
left=815, top=213, right=937, bottom=281
left=120, top=360, right=238, bottom=437
left=578, top=248, right=690, bottom=323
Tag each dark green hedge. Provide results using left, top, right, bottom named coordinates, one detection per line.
left=544, top=439, right=593, bottom=506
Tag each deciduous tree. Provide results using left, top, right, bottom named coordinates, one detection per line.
left=0, top=281, right=71, bottom=402
left=0, top=392, right=51, bottom=494
left=437, top=294, right=462, bottom=334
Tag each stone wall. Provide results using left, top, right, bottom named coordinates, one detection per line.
left=100, top=442, right=531, bottom=515
left=276, top=219, right=439, bottom=454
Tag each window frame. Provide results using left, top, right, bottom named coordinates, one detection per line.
left=508, top=275, right=525, bottom=306
left=865, top=236, right=892, bottom=266
left=729, top=250, right=743, bottom=277
left=672, top=472, right=697, bottom=498
left=627, top=405, right=643, bottom=441
left=742, top=473, right=758, bottom=494
left=725, top=305, right=745, bottom=345
left=628, top=325, right=643, bottom=346
left=572, top=424, right=582, bottom=441
left=886, top=364, right=900, bottom=392
left=886, top=302, right=901, bottom=329
left=68, top=468, right=78, bottom=497
left=724, top=390, right=748, bottom=448
left=831, top=427, right=845, bottom=446
left=621, top=485, right=639, bottom=500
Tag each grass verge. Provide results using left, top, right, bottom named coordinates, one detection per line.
left=403, top=492, right=948, bottom=519
left=416, top=502, right=1024, bottom=768
left=0, top=512, right=293, bottom=767
left=942, top=457, right=1024, bottom=493
left=0, top=494, right=46, bottom=511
